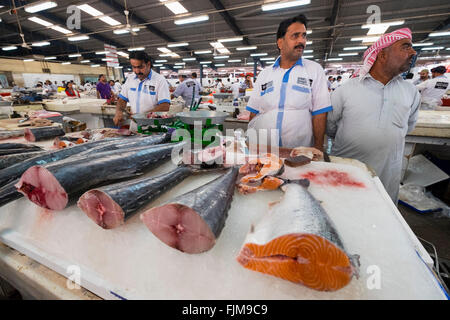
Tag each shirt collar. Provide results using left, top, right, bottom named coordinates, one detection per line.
left=361, top=72, right=402, bottom=85
left=134, top=70, right=153, bottom=81
left=272, top=55, right=303, bottom=69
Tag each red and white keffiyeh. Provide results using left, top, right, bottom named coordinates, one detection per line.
left=357, top=28, right=412, bottom=79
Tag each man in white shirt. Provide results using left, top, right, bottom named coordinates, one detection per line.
left=246, top=14, right=331, bottom=150
left=113, top=80, right=122, bottom=95
left=114, top=51, right=170, bottom=131
left=416, top=66, right=449, bottom=109
left=327, top=28, right=420, bottom=203
left=231, top=80, right=241, bottom=100
left=413, top=69, right=429, bottom=85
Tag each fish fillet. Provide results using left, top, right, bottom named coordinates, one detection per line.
left=237, top=183, right=359, bottom=291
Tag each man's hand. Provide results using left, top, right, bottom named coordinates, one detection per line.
left=113, top=111, right=123, bottom=126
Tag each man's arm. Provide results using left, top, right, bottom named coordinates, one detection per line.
left=312, top=113, right=327, bottom=151
left=113, top=98, right=128, bottom=126
left=407, top=88, right=421, bottom=134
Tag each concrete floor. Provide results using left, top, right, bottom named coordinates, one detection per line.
left=398, top=203, right=450, bottom=261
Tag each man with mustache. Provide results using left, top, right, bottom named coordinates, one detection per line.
left=326, top=28, right=420, bottom=203
left=113, top=51, right=170, bottom=131
left=246, top=14, right=331, bottom=150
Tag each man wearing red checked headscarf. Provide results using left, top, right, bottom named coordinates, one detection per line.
left=326, top=28, right=421, bottom=203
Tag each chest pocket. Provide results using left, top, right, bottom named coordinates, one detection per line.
left=286, top=74, right=312, bottom=111
left=143, top=85, right=156, bottom=96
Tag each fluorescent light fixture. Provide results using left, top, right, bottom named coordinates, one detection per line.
left=194, top=50, right=212, bottom=54
left=168, top=42, right=189, bottom=48
left=32, top=41, right=51, bottom=47
left=182, top=58, right=196, bottom=61
left=306, top=41, right=312, bottom=45
left=422, top=47, right=444, bottom=51
left=101, top=58, right=113, bottom=62
left=159, top=53, right=174, bottom=57
left=80, top=60, right=90, bottom=63
left=214, top=55, right=229, bottom=59
left=228, top=59, right=241, bottom=62
left=218, top=37, right=243, bottom=43
left=412, top=43, right=434, bottom=47
left=260, top=57, right=275, bottom=61
left=99, top=16, right=121, bottom=26
left=200, top=61, right=212, bottom=64
left=44, top=56, right=57, bottom=60
left=175, top=62, right=186, bottom=65
left=115, top=66, right=123, bottom=69
left=262, top=0, right=311, bottom=11
left=155, top=59, right=168, bottom=63
left=91, top=64, right=101, bottom=67
left=78, top=4, right=103, bottom=16
left=162, top=1, right=188, bottom=15
left=160, top=67, right=166, bottom=69
left=307, top=30, right=312, bottom=34
left=2, top=46, right=17, bottom=51
left=428, top=31, right=450, bottom=37
left=303, top=55, right=314, bottom=58
left=25, top=1, right=57, bottom=13
left=158, top=47, right=172, bottom=53
left=343, top=46, right=367, bottom=50
left=339, top=52, right=359, bottom=56
left=113, top=27, right=140, bottom=34
left=117, top=51, right=129, bottom=57
left=246, top=62, right=255, bottom=65
left=250, top=53, right=268, bottom=57
left=326, top=58, right=343, bottom=61
left=24, top=59, right=34, bottom=62
left=174, top=15, right=209, bottom=25
left=173, top=66, right=183, bottom=69
left=236, top=46, right=257, bottom=51
left=128, top=47, right=145, bottom=51
left=215, top=64, right=225, bottom=67
left=210, top=42, right=225, bottom=49
left=96, top=51, right=109, bottom=55
left=28, top=16, right=53, bottom=27
left=217, top=48, right=230, bottom=54
left=304, top=50, right=313, bottom=53
left=61, top=62, right=71, bottom=65
left=154, top=64, right=163, bottom=67
left=68, top=35, right=90, bottom=41
left=51, top=26, right=72, bottom=34
left=351, top=36, right=380, bottom=43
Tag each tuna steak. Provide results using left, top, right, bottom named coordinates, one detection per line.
left=140, top=167, right=239, bottom=254
left=78, top=166, right=193, bottom=229
left=236, top=183, right=359, bottom=292
left=24, top=127, right=65, bottom=142
left=16, top=143, right=182, bottom=211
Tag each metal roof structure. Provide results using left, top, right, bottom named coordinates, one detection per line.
left=0, top=0, right=449, bottom=71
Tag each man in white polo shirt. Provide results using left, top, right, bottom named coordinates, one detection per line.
left=114, top=51, right=171, bottom=131
left=246, top=14, right=331, bottom=150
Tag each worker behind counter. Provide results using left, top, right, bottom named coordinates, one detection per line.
left=246, top=14, right=331, bottom=150
left=96, top=74, right=112, bottom=100
left=413, top=69, right=430, bottom=85
left=327, top=28, right=420, bottom=203
left=416, top=66, right=449, bottom=109
left=113, top=51, right=171, bottom=132
left=171, top=74, right=201, bottom=108
left=65, top=82, right=80, bottom=98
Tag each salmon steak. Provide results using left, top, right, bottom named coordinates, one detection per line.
left=239, top=153, right=284, bottom=184
left=236, top=183, right=359, bottom=292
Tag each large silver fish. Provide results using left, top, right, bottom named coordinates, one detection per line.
left=237, top=182, right=360, bottom=292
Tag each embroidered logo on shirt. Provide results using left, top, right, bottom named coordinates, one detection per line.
left=297, top=77, right=308, bottom=86
left=261, top=81, right=273, bottom=91
left=435, top=82, right=449, bottom=90
left=148, top=85, right=156, bottom=91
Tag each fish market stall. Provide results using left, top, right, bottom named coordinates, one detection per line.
left=0, top=134, right=447, bottom=300
left=406, top=110, right=450, bottom=145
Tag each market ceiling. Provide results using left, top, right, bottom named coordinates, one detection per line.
left=0, top=0, right=449, bottom=70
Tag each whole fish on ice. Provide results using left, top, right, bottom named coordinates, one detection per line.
left=237, top=182, right=359, bottom=292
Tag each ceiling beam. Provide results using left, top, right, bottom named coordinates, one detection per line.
left=323, top=0, right=342, bottom=61
left=208, top=0, right=251, bottom=46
